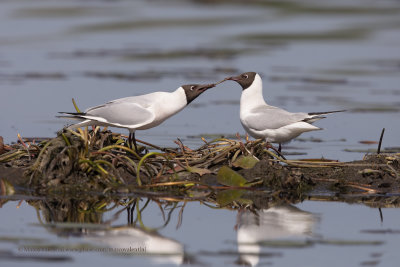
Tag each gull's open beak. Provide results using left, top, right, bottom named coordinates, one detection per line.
left=199, top=83, right=215, bottom=91
left=197, top=76, right=239, bottom=90
left=214, top=77, right=231, bottom=85
left=226, top=75, right=242, bottom=81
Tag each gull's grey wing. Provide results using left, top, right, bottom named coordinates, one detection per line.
left=243, top=106, right=309, bottom=131
left=85, top=101, right=155, bottom=128
left=90, top=92, right=168, bottom=110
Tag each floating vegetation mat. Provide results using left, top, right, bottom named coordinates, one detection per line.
left=1, top=129, right=399, bottom=208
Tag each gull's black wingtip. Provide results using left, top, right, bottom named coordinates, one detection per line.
left=308, top=109, right=346, bottom=116
left=58, top=112, right=86, bottom=115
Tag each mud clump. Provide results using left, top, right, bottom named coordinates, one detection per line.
left=300, top=154, right=400, bottom=194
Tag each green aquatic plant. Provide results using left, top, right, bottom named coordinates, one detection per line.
left=0, top=127, right=271, bottom=198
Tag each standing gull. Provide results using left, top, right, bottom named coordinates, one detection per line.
left=58, top=83, right=215, bottom=151
left=228, top=72, right=344, bottom=152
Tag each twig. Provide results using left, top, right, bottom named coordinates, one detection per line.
left=18, top=134, right=31, bottom=161
left=174, top=139, right=189, bottom=165
left=377, top=128, right=385, bottom=154
left=266, top=142, right=286, bottom=160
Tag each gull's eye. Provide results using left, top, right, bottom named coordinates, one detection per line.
left=190, top=86, right=195, bottom=91
left=243, top=74, right=249, bottom=79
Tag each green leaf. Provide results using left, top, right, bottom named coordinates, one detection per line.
left=217, top=166, right=248, bottom=187
left=216, top=189, right=245, bottom=206
left=0, top=178, right=15, bottom=195
left=232, top=156, right=259, bottom=169
left=72, top=98, right=81, bottom=113
left=186, top=166, right=212, bottom=176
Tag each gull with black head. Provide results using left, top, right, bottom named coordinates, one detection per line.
left=58, top=83, right=215, bottom=151
left=228, top=72, right=345, bottom=152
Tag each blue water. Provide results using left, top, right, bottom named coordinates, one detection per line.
left=1, top=198, right=399, bottom=266
left=1, top=0, right=400, bottom=266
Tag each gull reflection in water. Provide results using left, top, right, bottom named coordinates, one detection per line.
left=237, top=205, right=318, bottom=266
left=86, top=226, right=184, bottom=265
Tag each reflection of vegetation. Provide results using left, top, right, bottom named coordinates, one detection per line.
left=14, top=0, right=400, bottom=20
left=237, top=28, right=370, bottom=43
left=121, top=48, right=246, bottom=60
left=0, top=68, right=239, bottom=83
left=315, top=96, right=400, bottom=113
left=58, top=48, right=249, bottom=61
left=27, top=196, right=185, bottom=232
left=13, top=7, right=113, bottom=18
left=191, top=0, right=400, bottom=15
left=72, top=17, right=242, bottom=33
left=6, top=197, right=187, bottom=263
left=251, top=0, right=400, bottom=15
left=0, top=72, right=66, bottom=82
left=309, top=195, right=400, bottom=209
left=31, top=198, right=104, bottom=227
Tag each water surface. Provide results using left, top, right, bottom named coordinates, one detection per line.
left=1, top=0, right=400, bottom=266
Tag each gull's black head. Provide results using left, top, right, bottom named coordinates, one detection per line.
left=227, top=72, right=257, bottom=90
left=182, top=83, right=215, bottom=104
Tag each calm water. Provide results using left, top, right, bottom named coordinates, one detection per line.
left=1, top=197, right=400, bottom=266
left=1, top=0, right=400, bottom=266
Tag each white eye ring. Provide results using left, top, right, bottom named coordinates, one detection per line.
left=190, top=86, right=195, bottom=91
left=243, top=74, right=249, bottom=79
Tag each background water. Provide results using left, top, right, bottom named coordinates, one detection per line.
left=1, top=0, right=400, bottom=266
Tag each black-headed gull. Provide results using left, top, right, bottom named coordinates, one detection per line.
left=59, top=83, right=215, bottom=151
left=228, top=72, right=344, bottom=152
